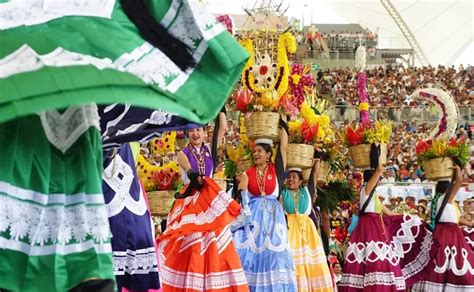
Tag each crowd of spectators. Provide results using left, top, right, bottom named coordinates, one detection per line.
left=317, top=64, right=473, bottom=108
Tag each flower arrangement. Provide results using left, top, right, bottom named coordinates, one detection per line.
left=280, top=63, right=316, bottom=117
left=416, top=137, right=470, bottom=166
left=288, top=102, right=332, bottom=144
left=137, top=154, right=182, bottom=192
left=393, top=202, right=417, bottom=215
left=341, top=121, right=392, bottom=147
left=412, top=88, right=459, bottom=140
left=224, top=115, right=253, bottom=178
left=151, top=132, right=176, bottom=155
left=238, top=32, right=297, bottom=113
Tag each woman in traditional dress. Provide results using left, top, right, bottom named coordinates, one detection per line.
left=281, top=164, right=333, bottom=291
left=0, top=105, right=115, bottom=292
left=157, top=112, right=249, bottom=291
left=340, top=149, right=433, bottom=291
left=232, top=121, right=298, bottom=291
left=103, top=144, right=161, bottom=292
left=412, top=165, right=474, bottom=291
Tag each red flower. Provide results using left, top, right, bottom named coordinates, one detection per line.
left=416, top=140, right=431, bottom=155
left=347, top=126, right=362, bottom=146
left=235, top=89, right=252, bottom=113
left=301, top=120, right=318, bottom=143
left=449, top=138, right=458, bottom=147
left=259, top=65, right=268, bottom=75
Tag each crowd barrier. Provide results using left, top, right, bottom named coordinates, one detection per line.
left=377, top=181, right=473, bottom=207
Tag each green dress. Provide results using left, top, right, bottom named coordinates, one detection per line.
left=0, top=104, right=114, bottom=291
left=0, top=0, right=248, bottom=124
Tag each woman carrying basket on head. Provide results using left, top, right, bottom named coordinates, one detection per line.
left=232, top=116, right=297, bottom=291
left=281, top=158, right=333, bottom=292
left=339, top=145, right=433, bottom=291
left=412, top=162, right=474, bottom=291
left=157, top=110, right=249, bottom=292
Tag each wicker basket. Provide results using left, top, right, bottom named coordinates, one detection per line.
left=286, top=144, right=315, bottom=169
left=147, top=190, right=174, bottom=216
left=318, top=160, right=330, bottom=183
left=246, top=112, right=280, bottom=141
left=423, top=158, right=454, bottom=181
left=349, top=143, right=387, bottom=168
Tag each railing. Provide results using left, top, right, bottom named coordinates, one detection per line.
left=329, top=105, right=473, bottom=123
left=377, top=182, right=473, bottom=206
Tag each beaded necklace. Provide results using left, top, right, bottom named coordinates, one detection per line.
left=189, top=144, right=206, bottom=175
left=256, top=164, right=269, bottom=195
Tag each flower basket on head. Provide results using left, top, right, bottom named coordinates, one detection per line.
left=423, top=158, right=454, bottom=181
left=348, top=143, right=387, bottom=169
left=246, top=111, right=280, bottom=141
left=416, top=138, right=469, bottom=181
left=147, top=190, right=174, bottom=216
left=341, top=121, right=392, bottom=169
left=287, top=143, right=314, bottom=169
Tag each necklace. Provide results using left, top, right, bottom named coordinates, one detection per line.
left=189, top=144, right=206, bottom=175
left=256, top=164, right=269, bottom=195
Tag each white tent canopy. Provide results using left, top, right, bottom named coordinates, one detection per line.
left=208, top=0, right=474, bottom=66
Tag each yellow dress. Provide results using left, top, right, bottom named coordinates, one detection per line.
left=283, top=187, right=333, bottom=291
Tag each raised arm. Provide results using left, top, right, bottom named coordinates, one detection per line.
left=310, top=159, right=321, bottom=199
left=365, top=161, right=384, bottom=195
left=448, top=165, right=463, bottom=203
left=279, top=114, right=289, bottom=170
left=211, top=111, right=227, bottom=152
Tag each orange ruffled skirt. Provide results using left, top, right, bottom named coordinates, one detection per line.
left=158, top=177, right=249, bottom=292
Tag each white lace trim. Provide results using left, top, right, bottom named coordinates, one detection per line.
left=244, top=269, right=297, bottom=287
left=392, top=215, right=423, bottom=257
left=0, top=181, right=104, bottom=206
left=160, top=265, right=248, bottom=290
left=103, top=154, right=148, bottom=217
left=291, top=248, right=327, bottom=266
left=465, top=227, right=474, bottom=249
left=0, top=193, right=111, bottom=256
left=345, top=240, right=399, bottom=266
left=233, top=221, right=291, bottom=253
left=412, top=281, right=474, bottom=292
left=112, top=247, right=159, bottom=276
left=434, top=246, right=474, bottom=276
left=296, top=274, right=333, bottom=289
left=39, top=104, right=100, bottom=153
left=166, top=190, right=232, bottom=232
left=1, top=1, right=225, bottom=93
left=175, top=226, right=232, bottom=256
left=339, top=272, right=406, bottom=290
left=0, top=0, right=116, bottom=30
left=401, top=227, right=433, bottom=279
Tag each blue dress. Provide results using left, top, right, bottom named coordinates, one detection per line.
left=232, top=165, right=297, bottom=291
left=103, top=144, right=161, bottom=291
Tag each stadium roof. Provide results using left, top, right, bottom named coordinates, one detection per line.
left=308, top=0, right=474, bottom=66
left=208, top=0, right=474, bottom=66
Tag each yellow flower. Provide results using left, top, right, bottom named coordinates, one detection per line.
left=289, top=120, right=303, bottom=136
left=301, top=102, right=318, bottom=126
left=358, top=102, right=369, bottom=111
left=258, top=90, right=279, bottom=109
left=291, top=74, right=301, bottom=85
